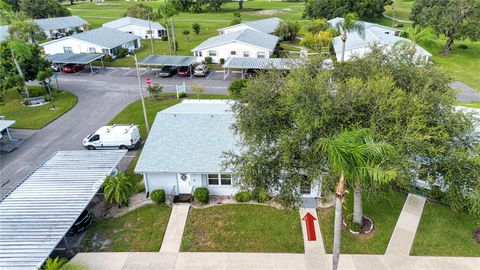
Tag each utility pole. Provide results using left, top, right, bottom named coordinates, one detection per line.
left=134, top=55, right=150, bottom=134
left=148, top=13, right=155, bottom=55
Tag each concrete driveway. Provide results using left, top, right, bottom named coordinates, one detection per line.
left=0, top=75, right=230, bottom=199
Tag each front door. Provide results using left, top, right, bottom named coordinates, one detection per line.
left=177, top=173, right=191, bottom=194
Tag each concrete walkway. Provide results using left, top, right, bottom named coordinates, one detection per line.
left=450, top=81, right=480, bottom=102
left=386, top=194, right=426, bottom=256
left=159, top=204, right=190, bottom=253
left=300, top=207, right=329, bottom=270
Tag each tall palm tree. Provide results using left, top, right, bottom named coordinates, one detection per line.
left=103, top=172, right=135, bottom=207
left=400, top=25, right=436, bottom=56
left=158, top=3, right=179, bottom=55
left=7, top=39, right=31, bottom=97
left=335, top=13, right=365, bottom=62
left=316, top=128, right=396, bottom=270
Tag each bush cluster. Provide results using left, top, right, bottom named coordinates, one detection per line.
left=458, top=44, right=468, bottom=49
left=117, top=47, right=129, bottom=58
left=194, top=187, right=209, bottom=204
left=150, top=189, right=166, bottom=204
left=234, top=188, right=271, bottom=203
left=204, top=56, right=213, bottom=64
left=234, top=191, right=250, bottom=202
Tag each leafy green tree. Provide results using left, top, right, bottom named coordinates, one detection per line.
left=305, top=18, right=331, bottom=34
left=304, top=0, right=393, bottom=20
left=103, top=172, right=136, bottom=207
left=190, top=84, right=205, bottom=99
left=146, top=84, right=163, bottom=99
left=300, top=29, right=335, bottom=53
left=124, top=3, right=155, bottom=20
left=158, top=2, right=179, bottom=54
left=200, top=0, right=229, bottom=12
left=8, top=19, right=45, bottom=42
left=3, top=0, right=18, bottom=11
left=228, top=78, right=248, bottom=98
left=182, top=29, right=190, bottom=41
left=192, top=23, right=201, bottom=35
left=19, top=0, right=70, bottom=19
left=274, top=21, right=300, bottom=41
left=231, top=11, right=241, bottom=25
left=333, top=13, right=364, bottom=62
left=411, top=0, right=480, bottom=54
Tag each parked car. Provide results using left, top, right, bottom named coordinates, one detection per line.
left=83, top=125, right=141, bottom=150
left=177, top=66, right=190, bottom=77
left=61, top=63, right=84, bottom=73
left=66, top=210, right=92, bottom=236
left=193, top=64, right=209, bottom=77
left=158, top=66, right=177, bottom=77
left=245, top=69, right=260, bottom=79
left=51, top=63, right=60, bottom=72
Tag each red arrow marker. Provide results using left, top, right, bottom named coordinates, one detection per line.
left=302, top=212, right=317, bottom=241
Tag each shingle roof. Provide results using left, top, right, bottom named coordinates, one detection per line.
left=0, top=25, right=9, bottom=42
left=219, top=17, right=282, bottom=34
left=56, top=27, right=140, bottom=49
left=34, top=16, right=88, bottom=31
left=135, top=100, right=241, bottom=173
left=192, top=29, right=279, bottom=51
left=103, top=16, right=165, bottom=30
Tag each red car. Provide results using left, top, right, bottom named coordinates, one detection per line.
left=61, top=63, right=85, bottom=73
left=177, top=66, right=190, bottom=77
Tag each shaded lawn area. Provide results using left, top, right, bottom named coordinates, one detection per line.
left=78, top=204, right=171, bottom=252
left=181, top=204, right=304, bottom=253
left=411, top=202, right=480, bottom=256
left=318, top=191, right=406, bottom=254
left=384, top=0, right=415, bottom=21
left=0, top=86, right=77, bottom=129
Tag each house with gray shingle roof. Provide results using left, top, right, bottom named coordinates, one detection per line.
left=34, top=16, right=89, bottom=39
left=191, top=28, right=279, bottom=63
left=103, top=16, right=166, bottom=39
left=218, top=17, right=282, bottom=35
left=40, top=27, right=141, bottom=58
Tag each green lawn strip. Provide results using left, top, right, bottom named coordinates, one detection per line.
left=181, top=204, right=304, bottom=253
left=384, top=0, right=414, bottom=21
left=455, top=102, right=480, bottom=109
left=410, top=202, right=480, bottom=256
left=0, top=86, right=77, bottom=129
left=78, top=204, right=172, bottom=252
left=318, top=191, right=406, bottom=254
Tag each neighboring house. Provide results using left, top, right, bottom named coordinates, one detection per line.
left=0, top=25, right=8, bottom=42
left=34, top=16, right=89, bottom=39
left=191, top=29, right=279, bottom=63
left=328, top=17, right=431, bottom=63
left=134, top=99, right=322, bottom=199
left=41, top=27, right=141, bottom=58
left=218, top=17, right=282, bottom=35
left=102, top=16, right=166, bottom=39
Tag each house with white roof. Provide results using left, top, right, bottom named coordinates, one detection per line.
left=34, top=16, right=89, bottom=39
left=328, top=17, right=431, bottom=63
left=191, top=29, right=279, bottom=63
left=41, top=27, right=141, bottom=58
left=218, top=17, right=282, bottom=35
left=135, top=99, right=322, bottom=199
left=103, top=16, right=166, bottom=39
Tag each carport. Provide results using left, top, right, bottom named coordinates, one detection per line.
left=222, top=57, right=303, bottom=80
left=0, top=150, right=126, bottom=270
left=47, top=53, right=105, bottom=75
left=137, top=55, right=197, bottom=78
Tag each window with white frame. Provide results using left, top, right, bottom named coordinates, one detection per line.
left=208, top=50, right=217, bottom=56
left=195, top=51, right=202, bottom=57
left=89, top=47, right=96, bottom=53
left=230, top=51, right=237, bottom=56
left=207, top=173, right=232, bottom=186
left=257, top=51, right=266, bottom=58
left=243, top=51, right=250, bottom=57
left=63, top=47, right=73, bottom=53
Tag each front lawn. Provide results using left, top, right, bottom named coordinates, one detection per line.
left=410, top=202, right=480, bottom=256
left=318, top=190, right=406, bottom=254
left=181, top=204, right=304, bottom=253
left=78, top=204, right=171, bottom=252
left=0, top=86, right=77, bottom=129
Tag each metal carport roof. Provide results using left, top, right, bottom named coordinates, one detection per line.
left=46, top=53, right=104, bottom=64
left=223, top=57, right=303, bottom=70
left=0, top=150, right=126, bottom=270
left=138, top=55, right=197, bottom=67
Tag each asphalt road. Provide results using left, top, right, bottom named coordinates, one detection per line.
left=0, top=73, right=231, bottom=199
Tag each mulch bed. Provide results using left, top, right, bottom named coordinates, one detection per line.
left=473, top=227, right=480, bottom=244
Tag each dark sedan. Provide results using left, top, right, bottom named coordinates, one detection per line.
left=158, top=66, right=177, bottom=77
left=66, top=210, right=92, bottom=236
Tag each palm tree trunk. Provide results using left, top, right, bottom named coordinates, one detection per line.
left=171, top=17, right=176, bottom=54
left=353, top=181, right=363, bottom=225
left=340, top=32, right=347, bottom=62
left=332, top=172, right=345, bottom=270
left=165, top=20, right=172, bottom=55
left=12, top=55, right=29, bottom=98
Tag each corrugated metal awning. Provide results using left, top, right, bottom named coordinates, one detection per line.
left=0, top=150, right=126, bottom=270
left=222, top=57, right=303, bottom=70
left=137, top=55, right=197, bottom=67
left=46, top=53, right=104, bottom=64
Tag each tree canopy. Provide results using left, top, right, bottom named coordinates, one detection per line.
left=124, top=3, right=155, bottom=20
left=411, top=0, right=480, bottom=53
left=19, top=0, right=70, bottom=19
left=304, top=0, right=393, bottom=20
left=225, top=49, right=480, bottom=215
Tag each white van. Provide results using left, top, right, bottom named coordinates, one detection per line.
left=83, top=125, right=141, bottom=150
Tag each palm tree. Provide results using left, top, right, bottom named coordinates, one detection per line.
left=7, top=39, right=31, bottom=97
left=399, top=25, right=436, bottom=56
left=158, top=3, right=179, bottom=55
left=335, top=13, right=365, bottom=62
left=103, top=172, right=135, bottom=207
left=316, top=128, right=396, bottom=270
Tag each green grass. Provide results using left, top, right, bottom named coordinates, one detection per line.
left=411, top=202, right=480, bottom=256
left=318, top=191, right=406, bottom=254
left=78, top=204, right=172, bottom=252
left=181, top=204, right=304, bottom=253
left=0, top=86, right=77, bottom=129
left=384, top=0, right=415, bottom=21
left=456, top=102, right=480, bottom=109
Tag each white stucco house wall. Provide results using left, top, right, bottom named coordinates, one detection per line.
left=191, top=29, right=279, bottom=63
left=102, top=16, right=166, bottom=39
left=218, top=17, right=282, bottom=35
left=134, top=100, right=322, bottom=199
left=328, top=17, right=431, bottom=63
left=41, top=27, right=141, bottom=58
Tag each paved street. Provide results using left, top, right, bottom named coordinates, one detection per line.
left=0, top=72, right=231, bottom=199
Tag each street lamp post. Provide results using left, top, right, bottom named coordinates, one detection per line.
left=134, top=54, right=150, bottom=134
